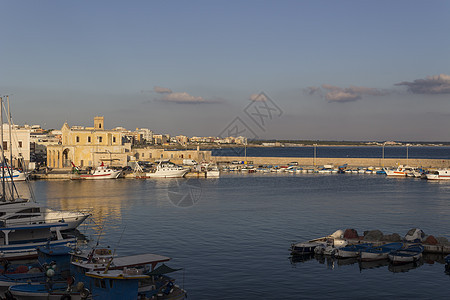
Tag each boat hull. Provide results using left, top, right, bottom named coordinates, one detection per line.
left=78, top=170, right=121, bottom=180
left=146, top=170, right=188, bottom=178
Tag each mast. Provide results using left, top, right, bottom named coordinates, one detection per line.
left=0, top=97, right=5, bottom=201
left=6, top=96, right=18, bottom=200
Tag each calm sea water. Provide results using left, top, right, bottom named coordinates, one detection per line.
left=212, top=146, right=450, bottom=159
left=19, top=173, right=450, bottom=299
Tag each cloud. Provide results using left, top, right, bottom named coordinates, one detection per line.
left=304, top=86, right=321, bottom=95
left=154, top=86, right=173, bottom=94
left=395, top=74, right=450, bottom=94
left=161, top=92, right=205, bottom=103
left=325, top=90, right=361, bottom=102
left=306, top=84, right=386, bottom=103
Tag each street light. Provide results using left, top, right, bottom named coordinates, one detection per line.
left=313, top=144, right=317, bottom=166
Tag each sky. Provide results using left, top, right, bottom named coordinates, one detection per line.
left=1, top=1, right=449, bottom=141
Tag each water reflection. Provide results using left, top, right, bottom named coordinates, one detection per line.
left=289, top=253, right=446, bottom=274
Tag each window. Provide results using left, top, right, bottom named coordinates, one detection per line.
left=142, top=153, right=144, bottom=158
left=76, top=136, right=80, bottom=143
left=88, top=136, right=91, bottom=143
left=113, top=136, right=116, bottom=143
left=98, top=136, right=103, bottom=143
left=18, top=141, right=22, bottom=148
left=2, top=141, right=7, bottom=151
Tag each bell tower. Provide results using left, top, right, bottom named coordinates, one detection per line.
left=94, top=116, right=104, bottom=130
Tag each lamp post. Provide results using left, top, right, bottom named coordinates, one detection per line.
left=313, top=144, right=317, bottom=167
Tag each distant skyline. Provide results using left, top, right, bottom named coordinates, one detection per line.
left=1, top=1, right=449, bottom=141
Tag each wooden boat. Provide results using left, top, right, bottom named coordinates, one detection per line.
left=388, top=244, right=424, bottom=265
left=290, top=240, right=327, bottom=255
left=359, top=242, right=403, bottom=261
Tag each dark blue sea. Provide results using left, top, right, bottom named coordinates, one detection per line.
left=24, top=171, right=450, bottom=299
left=211, top=146, right=450, bottom=159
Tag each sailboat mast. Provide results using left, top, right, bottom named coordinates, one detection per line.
left=0, top=97, right=5, bottom=201
left=7, top=96, right=17, bottom=200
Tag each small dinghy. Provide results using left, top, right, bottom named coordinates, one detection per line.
left=359, top=242, right=403, bottom=261
left=290, top=240, right=327, bottom=255
left=388, top=244, right=424, bottom=265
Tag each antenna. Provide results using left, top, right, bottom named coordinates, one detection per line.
left=103, top=225, right=126, bottom=274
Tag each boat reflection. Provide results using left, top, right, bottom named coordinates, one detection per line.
left=289, top=253, right=446, bottom=274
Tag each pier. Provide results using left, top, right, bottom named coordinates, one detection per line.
left=212, top=156, right=450, bottom=169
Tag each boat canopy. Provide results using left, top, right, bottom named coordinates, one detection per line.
left=146, top=263, right=182, bottom=276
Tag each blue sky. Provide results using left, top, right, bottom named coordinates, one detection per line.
left=1, top=1, right=449, bottom=141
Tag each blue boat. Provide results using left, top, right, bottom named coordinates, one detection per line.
left=388, top=244, right=424, bottom=265
left=359, top=242, right=403, bottom=261
left=0, top=245, right=73, bottom=292
left=9, top=250, right=187, bottom=299
left=335, top=243, right=373, bottom=258
left=0, top=223, right=76, bottom=260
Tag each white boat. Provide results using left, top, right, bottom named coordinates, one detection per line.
left=0, top=166, right=27, bottom=181
left=76, top=163, right=121, bottom=180
left=0, top=200, right=90, bottom=231
left=426, top=169, right=450, bottom=180
left=206, top=166, right=220, bottom=178
left=146, top=162, right=188, bottom=178
left=384, top=165, right=413, bottom=177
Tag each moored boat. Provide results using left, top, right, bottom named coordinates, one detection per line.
left=359, top=242, right=403, bottom=261
left=388, top=244, right=424, bottom=265
left=146, top=162, right=189, bottom=178
left=0, top=223, right=76, bottom=260
left=335, top=243, right=373, bottom=259
left=75, top=163, right=121, bottom=180
left=0, top=165, right=27, bottom=181
left=290, top=240, right=327, bottom=255
left=426, top=168, right=450, bottom=180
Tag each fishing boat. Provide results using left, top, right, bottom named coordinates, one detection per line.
left=384, top=166, right=412, bottom=177
left=426, top=168, right=450, bottom=180
left=9, top=248, right=187, bottom=299
left=146, top=162, right=188, bottom=178
left=75, top=162, right=122, bottom=180
left=0, top=245, right=73, bottom=292
left=388, top=244, right=424, bottom=265
left=0, top=223, right=76, bottom=260
left=359, top=242, right=403, bottom=261
left=334, top=243, right=373, bottom=259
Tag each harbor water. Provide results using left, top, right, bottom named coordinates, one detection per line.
left=21, top=172, right=450, bottom=299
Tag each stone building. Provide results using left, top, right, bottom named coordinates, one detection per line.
left=46, top=117, right=131, bottom=169
left=1, top=125, right=31, bottom=169
left=132, top=147, right=211, bottom=164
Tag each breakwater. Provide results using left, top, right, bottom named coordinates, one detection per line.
left=212, top=156, right=450, bottom=168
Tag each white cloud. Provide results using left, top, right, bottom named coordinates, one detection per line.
left=306, top=84, right=387, bottom=103
left=162, top=92, right=205, bottom=103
